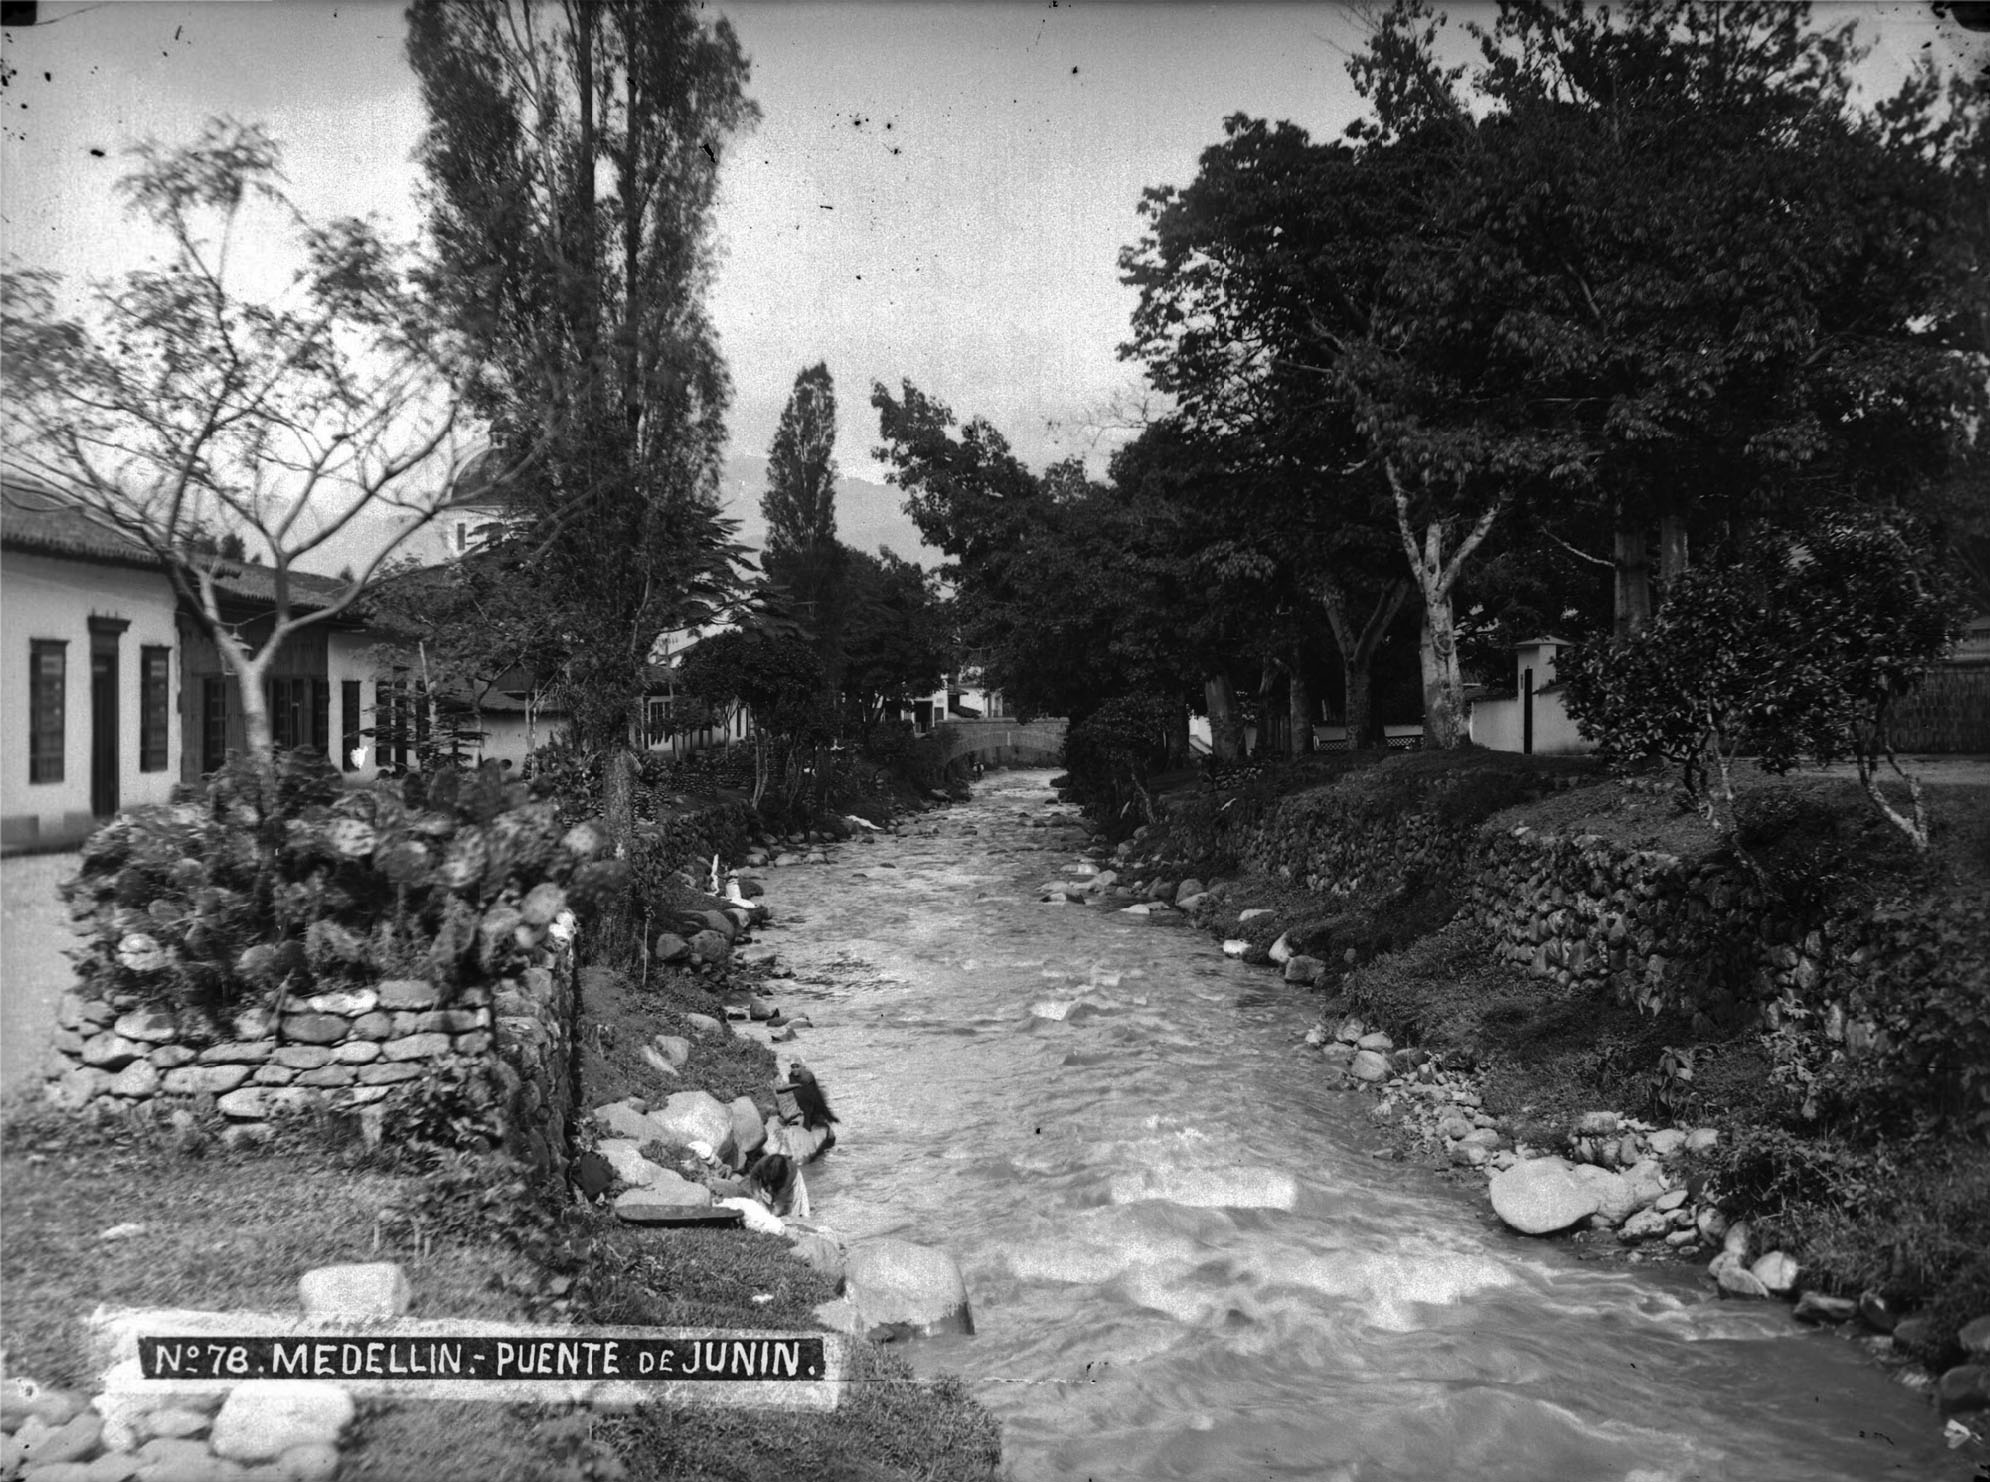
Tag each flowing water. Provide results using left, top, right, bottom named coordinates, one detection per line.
left=753, top=770, right=1962, bottom=1482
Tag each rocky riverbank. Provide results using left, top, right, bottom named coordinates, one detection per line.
left=1044, top=803, right=1990, bottom=1466
left=584, top=806, right=982, bottom=1342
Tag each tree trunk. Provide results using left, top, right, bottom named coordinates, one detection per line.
left=1319, top=573, right=1409, bottom=751
left=601, top=745, right=638, bottom=856
left=1417, top=606, right=1468, bottom=749
left=1659, top=510, right=1689, bottom=589
left=1287, top=661, right=1314, bottom=756
left=1204, top=674, right=1242, bottom=761
left=235, top=651, right=277, bottom=792
left=1385, top=465, right=1501, bottom=753
left=1169, top=702, right=1191, bottom=766
left=1615, top=512, right=1652, bottom=636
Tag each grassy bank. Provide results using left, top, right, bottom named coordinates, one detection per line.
left=1096, top=747, right=1990, bottom=1373
left=1, top=822, right=1001, bottom=1482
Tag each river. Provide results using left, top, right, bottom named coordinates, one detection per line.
left=752, top=769, right=1963, bottom=1482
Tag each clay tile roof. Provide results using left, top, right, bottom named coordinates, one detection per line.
left=1, top=479, right=360, bottom=619
left=0, top=480, right=163, bottom=571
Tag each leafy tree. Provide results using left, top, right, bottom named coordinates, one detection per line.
left=1, top=119, right=484, bottom=793
left=1118, top=117, right=1427, bottom=750
left=675, top=628, right=829, bottom=809
left=1559, top=511, right=1968, bottom=849
left=1127, top=1, right=1987, bottom=748
left=361, top=548, right=561, bottom=765
left=762, top=362, right=849, bottom=675
left=406, top=0, right=759, bottom=844
left=838, top=545, right=950, bottom=731
left=1342, top=0, right=1987, bottom=680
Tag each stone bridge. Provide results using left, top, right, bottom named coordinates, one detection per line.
left=935, top=717, right=1067, bottom=767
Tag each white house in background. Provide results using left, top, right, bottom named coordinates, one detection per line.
left=904, top=672, right=1007, bottom=732
left=2, top=488, right=186, bottom=850
left=1468, top=636, right=1594, bottom=755
left=385, top=447, right=524, bottom=568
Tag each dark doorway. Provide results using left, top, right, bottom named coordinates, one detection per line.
left=1522, top=667, right=1536, bottom=755
left=89, top=624, right=124, bottom=816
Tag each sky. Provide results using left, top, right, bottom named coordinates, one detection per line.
left=3, top=1, right=1983, bottom=519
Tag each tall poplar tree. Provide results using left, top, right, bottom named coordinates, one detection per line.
left=761, top=362, right=848, bottom=679
left=405, top=0, right=758, bottom=841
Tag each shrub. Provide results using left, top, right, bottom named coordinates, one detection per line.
left=1560, top=511, right=1967, bottom=848
left=61, top=750, right=622, bottom=1027
left=1061, top=696, right=1178, bottom=837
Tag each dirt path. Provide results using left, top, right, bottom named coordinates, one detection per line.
left=2, top=852, right=79, bottom=1099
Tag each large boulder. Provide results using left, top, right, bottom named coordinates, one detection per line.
left=729, top=1096, right=767, bottom=1161
left=1566, top=1164, right=1638, bottom=1226
left=844, top=1239, right=974, bottom=1340
left=653, top=1091, right=739, bottom=1166
left=1489, top=1158, right=1602, bottom=1235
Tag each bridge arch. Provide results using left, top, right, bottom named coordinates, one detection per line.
left=935, top=717, right=1068, bottom=767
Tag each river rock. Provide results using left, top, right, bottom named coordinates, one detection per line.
left=1893, top=1315, right=1936, bottom=1356
left=1858, top=1290, right=1899, bottom=1333
left=1793, top=1293, right=1858, bottom=1325
left=1646, top=1129, right=1688, bottom=1158
left=1937, top=1365, right=1990, bottom=1415
left=1221, top=940, right=1249, bottom=958
left=1620, top=1159, right=1670, bottom=1210
left=1685, top=1127, right=1719, bottom=1153
left=729, top=1097, right=767, bottom=1161
left=1619, top=1208, right=1673, bottom=1242
left=1750, top=1251, right=1800, bottom=1295
left=689, top=930, right=731, bottom=964
left=1960, top=1315, right=1990, bottom=1357
left=1267, top=932, right=1293, bottom=964
left=1716, top=1263, right=1771, bottom=1300
left=652, top=1091, right=739, bottom=1165
left=208, top=1383, right=353, bottom=1463
left=1349, top=1050, right=1391, bottom=1083
left=1566, top=1164, right=1638, bottom=1225
left=1489, top=1157, right=1600, bottom=1235
left=1574, top=1111, right=1620, bottom=1137
left=684, top=1013, right=723, bottom=1037
left=653, top=933, right=691, bottom=964
left=1284, top=955, right=1326, bottom=985
left=844, top=1239, right=974, bottom=1340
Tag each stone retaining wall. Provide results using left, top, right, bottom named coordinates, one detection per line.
left=492, top=958, right=578, bottom=1180
left=1202, top=766, right=1974, bottom=1082
left=42, top=951, right=575, bottom=1148
left=1470, top=826, right=1827, bottom=1031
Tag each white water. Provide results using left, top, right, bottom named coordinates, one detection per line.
left=751, top=771, right=1960, bottom=1481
